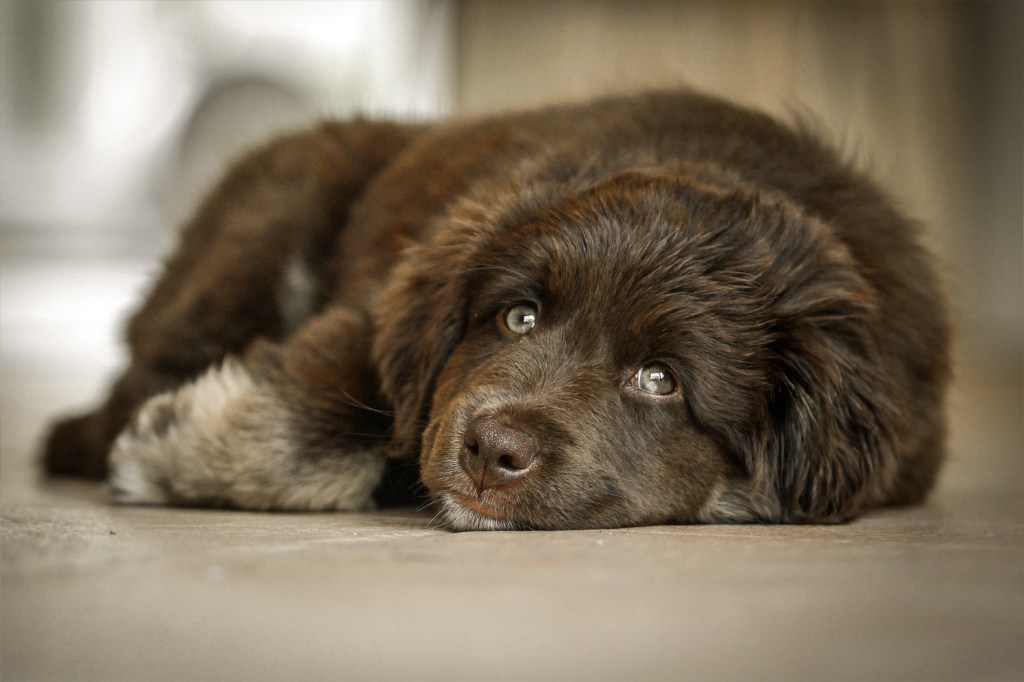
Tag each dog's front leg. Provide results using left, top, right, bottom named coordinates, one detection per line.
left=108, top=308, right=393, bottom=511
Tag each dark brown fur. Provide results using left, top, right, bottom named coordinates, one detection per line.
left=44, top=91, right=950, bottom=530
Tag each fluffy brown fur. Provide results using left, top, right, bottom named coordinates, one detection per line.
left=43, top=91, right=950, bottom=530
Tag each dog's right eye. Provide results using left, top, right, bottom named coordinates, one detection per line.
left=502, top=304, right=538, bottom=335
left=634, top=363, right=677, bottom=396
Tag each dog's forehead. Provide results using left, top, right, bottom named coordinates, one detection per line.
left=466, top=178, right=772, bottom=337
left=475, top=214, right=682, bottom=298
left=473, top=219, right=720, bottom=349
left=532, top=212, right=701, bottom=304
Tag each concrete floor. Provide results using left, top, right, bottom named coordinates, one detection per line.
left=2, top=256, right=1022, bottom=682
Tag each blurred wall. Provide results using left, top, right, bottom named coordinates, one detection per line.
left=456, top=0, right=1023, bottom=367
left=0, top=0, right=455, bottom=252
left=0, top=0, right=456, bottom=401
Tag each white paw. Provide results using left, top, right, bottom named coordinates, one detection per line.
left=108, top=392, right=178, bottom=505
left=105, top=357, right=386, bottom=511
left=106, top=358, right=254, bottom=506
left=108, top=447, right=171, bottom=505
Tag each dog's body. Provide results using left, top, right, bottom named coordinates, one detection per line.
left=44, top=91, right=950, bottom=530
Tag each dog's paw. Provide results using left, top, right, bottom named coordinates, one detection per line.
left=108, top=448, right=171, bottom=505
left=106, top=357, right=386, bottom=511
left=107, top=357, right=264, bottom=507
left=108, top=392, right=178, bottom=505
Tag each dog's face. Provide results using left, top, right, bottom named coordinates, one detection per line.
left=375, top=173, right=887, bottom=530
left=420, top=192, right=750, bottom=530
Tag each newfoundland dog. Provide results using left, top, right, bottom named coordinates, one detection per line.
left=44, top=91, right=951, bottom=530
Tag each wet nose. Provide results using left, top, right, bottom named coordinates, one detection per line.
left=461, top=416, right=539, bottom=492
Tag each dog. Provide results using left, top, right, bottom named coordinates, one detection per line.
left=43, top=91, right=951, bottom=530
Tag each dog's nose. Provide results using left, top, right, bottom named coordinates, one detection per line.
left=461, top=416, right=539, bottom=491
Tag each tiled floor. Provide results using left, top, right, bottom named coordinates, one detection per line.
left=2, top=254, right=1021, bottom=682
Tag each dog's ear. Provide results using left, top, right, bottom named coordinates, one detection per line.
left=372, top=240, right=468, bottom=460
left=736, top=201, right=902, bottom=523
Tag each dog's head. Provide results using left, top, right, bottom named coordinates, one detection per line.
left=374, top=172, right=895, bottom=530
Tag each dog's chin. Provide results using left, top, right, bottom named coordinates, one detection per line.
left=435, top=491, right=522, bottom=531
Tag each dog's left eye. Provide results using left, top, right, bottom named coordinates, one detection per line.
left=502, top=304, right=538, bottom=335
left=635, top=363, right=676, bottom=396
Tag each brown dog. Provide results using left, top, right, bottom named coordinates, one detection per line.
left=44, top=91, right=951, bottom=530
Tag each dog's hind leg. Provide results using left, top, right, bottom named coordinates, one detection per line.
left=44, top=121, right=421, bottom=479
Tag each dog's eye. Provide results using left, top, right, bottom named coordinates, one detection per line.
left=635, top=363, right=676, bottom=396
left=502, top=304, right=538, bottom=335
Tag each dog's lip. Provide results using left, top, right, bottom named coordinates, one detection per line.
left=448, top=492, right=509, bottom=521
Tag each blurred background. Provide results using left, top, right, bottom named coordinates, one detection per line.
left=0, top=0, right=1020, bottom=491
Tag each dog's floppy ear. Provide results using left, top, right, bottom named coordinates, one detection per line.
left=738, top=201, right=902, bottom=523
left=372, top=239, right=468, bottom=460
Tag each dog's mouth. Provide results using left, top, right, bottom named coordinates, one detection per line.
left=452, top=493, right=506, bottom=519
left=435, top=491, right=520, bottom=531
left=421, top=403, right=542, bottom=530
